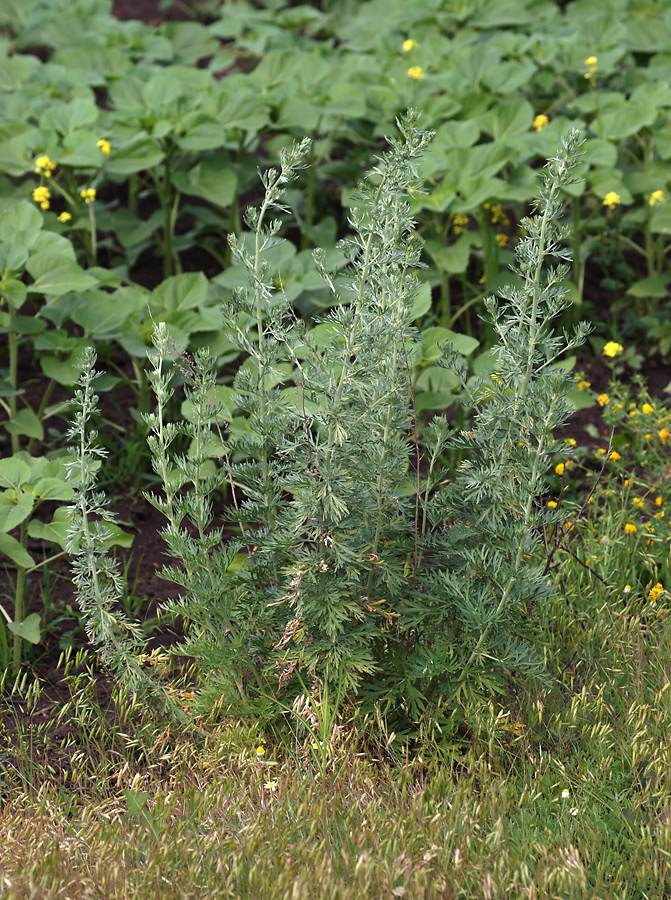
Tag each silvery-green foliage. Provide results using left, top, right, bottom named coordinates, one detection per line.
left=69, top=121, right=588, bottom=729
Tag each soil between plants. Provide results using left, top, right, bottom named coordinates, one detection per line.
left=2, top=0, right=671, bottom=781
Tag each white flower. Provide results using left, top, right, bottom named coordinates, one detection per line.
left=264, top=780, right=277, bottom=791
left=570, top=807, right=578, bottom=816
left=561, top=788, right=570, bottom=799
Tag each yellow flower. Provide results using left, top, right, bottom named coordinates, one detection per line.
left=649, top=582, right=664, bottom=602
left=453, top=213, right=468, bottom=235
left=403, top=39, right=418, bottom=52
left=547, top=500, right=558, bottom=509
left=642, top=403, right=654, bottom=414
left=649, top=189, right=665, bottom=207
left=577, top=379, right=591, bottom=391
left=533, top=114, right=549, bottom=132
left=603, top=192, right=621, bottom=209
left=32, top=185, right=51, bottom=210
left=645, top=433, right=652, bottom=440
left=407, top=66, right=424, bottom=80
left=659, top=428, right=670, bottom=442
left=597, top=448, right=607, bottom=455
left=555, top=463, right=565, bottom=475
left=585, top=56, right=598, bottom=67
left=624, top=523, right=637, bottom=534
left=564, top=438, right=577, bottom=447
left=633, top=497, right=644, bottom=508
left=96, top=138, right=111, bottom=155
left=602, top=341, right=623, bottom=357
left=655, top=496, right=663, bottom=506
left=624, top=585, right=631, bottom=593
left=256, top=746, right=265, bottom=756
left=80, top=187, right=96, bottom=204
left=597, top=394, right=609, bottom=406
left=57, top=211, right=71, bottom=223
left=34, top=154, right=56, bottom=176
left=609, top=451, right=621, bottom=460
left=495, top=233, right=507, bottom=247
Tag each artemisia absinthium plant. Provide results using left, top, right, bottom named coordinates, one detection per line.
left=69, top=120, right=588, bottom=733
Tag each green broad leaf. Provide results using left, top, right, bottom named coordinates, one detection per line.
left=40, top=348, right=92, bottom=386
left=1, top=279, right=27, bottom=310
left=32, top=230, right=77, bottom=261
left=424, top=232, right=481, bottom=275
left=4, top=408, right=43, bottom=441
left=150, top=272, right=208, bottom=314
left=410, top=281, right=432, bottom=320
left=105, top=136, right=165, bottom=175
left=0, top=457, right=31, bottom=490
left=0, top=239, right=29, bottom=271
left=181, top=385, right=236, bottom=423
left=70, top=289, right=138, bottom=338
left=0, top=489, right=34, bottom=532
left=627, top=275, right=669, bottom=299
left=478, top=98, right=534, bottom=141
left=567, top=387, right=597, bottom=412
left=0, top=532, right=34, bottom=568
left=27, top=507, right=71, bottom=549
left=39, top=96, right=99, bottom=135
left=171, top=157, right=237, bottom=209
left=7, top=613, right=41, bottom=645
left=126, top=788, right=150, bottom=817
left=102, top=523, right=134, bottom=550
left=4, top=314, right=46, bottom=335
left=415, top=365, right=460, bottom=393
left=597, top=103, right=657, bottom=141
left=583, top=138, right=617, bottom=169
left=33, top=477, right=74, bottom=501
left=421, top=326, right=479, bottom=359
left=26, top=255, right=98, bottom=297
left=0, top=200, right=43, bottom=245
left=649, top=204, right=671, bottom=235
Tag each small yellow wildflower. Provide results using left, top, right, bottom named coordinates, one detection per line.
left=609, top=451, right=621, bottom=460
left=655, top=496, right=663, bottom=506
left=407, top=66, right=424, bottom=79
left=32, top=185, right=51, bottom=210
left=34, top=155, right=56, bottom=176
left=555, top=463, right=565, bottom=475
left=624, top=523, right=637, bottom=534
left=623, top=585, right=631, bottom=593
left=597, top=394, right=609, bottom=406
left=256, top=746, right=266, bottom=756
left=603, top=192, right=621, bottom=209
left=547, top=500, right=558, bottom=509
left=649, top=582, right=664, bottom=603
left=533, top=114, right=549, bottom=132
left=659, top=428, right=670, bottom=442
left=80, top=187, right=96, bottom=203
left=633, top=497, right=644, bottom=508
left=96, top=138, right=111, bottom=155
left=57, top=211, right=71, bottom=223
left=585, top=56, right=598, bottom=67
left=597, top=448, right=607, bottom=455
left=562, top=788, right=570, bottom=799
left=584, top=56, right=598, bottom=80
left=495, top=233, right=507, bottom=247
left=645, top=433, right=652, bottom=440
left=642, top=403, right=654, bottom=414
left=564, top=438, right=577, bottom=447
left=453, top=213, right=468, bottom=234
left=403, top=39, right=418, bottom=52
left=649, top=189, right=665, bottom=207
left=577, top=379, right=591, bottom=390
left=602, top=341, right=623, bottom=357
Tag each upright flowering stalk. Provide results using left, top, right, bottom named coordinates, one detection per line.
left=411, top=129, right=591, bottom=701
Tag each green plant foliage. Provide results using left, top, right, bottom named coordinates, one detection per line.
left=68, top=118, right=589, bottom=733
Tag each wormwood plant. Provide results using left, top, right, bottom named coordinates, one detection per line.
left=69, top=117, right=589, bottom=732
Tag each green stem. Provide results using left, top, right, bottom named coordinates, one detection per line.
left=8, top=325, right=18, bottom=455
left=11, top=528, right=27, bottom=675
